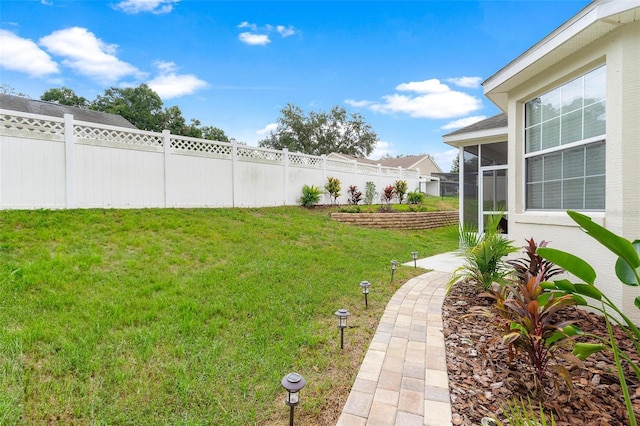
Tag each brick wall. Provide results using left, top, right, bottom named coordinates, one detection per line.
left=330, top=211, right=459, bottom=230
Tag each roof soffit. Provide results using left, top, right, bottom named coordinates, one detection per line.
left=484, top=1, right=640, bottom=109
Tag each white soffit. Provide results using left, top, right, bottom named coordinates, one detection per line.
left=484, top=1, right=640, bottom=109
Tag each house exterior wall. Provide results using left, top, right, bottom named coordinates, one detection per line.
left=505, top=20, right=640, bottom=319
left=412, top=157, right=442, bottom=177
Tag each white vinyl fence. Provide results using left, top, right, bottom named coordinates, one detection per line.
left=0, top=110, right=419, bottom=210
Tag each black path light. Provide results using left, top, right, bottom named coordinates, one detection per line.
left=335, top=308, right=350, bottom=349
left=390, top=260, right=398, bottom=281
left=412, top=251, right=418, bottom=268
left=359, top=280, right=371, bottom=308
left=282, top=372, right=306, bottom=426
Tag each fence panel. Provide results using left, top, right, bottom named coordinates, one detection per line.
left=0, top=111, right=420, bottom=210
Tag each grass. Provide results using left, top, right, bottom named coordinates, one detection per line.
left=0, top=207, right=459, bottom=424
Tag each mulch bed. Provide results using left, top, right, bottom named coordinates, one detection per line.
left=443, top=280, right=640, bottom=425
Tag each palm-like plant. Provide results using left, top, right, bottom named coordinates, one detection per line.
left=447, top=213, right=517, bottom=292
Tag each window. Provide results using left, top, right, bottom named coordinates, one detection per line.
left=525, top=66, right=606, bottom=210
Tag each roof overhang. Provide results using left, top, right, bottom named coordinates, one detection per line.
left=484, top=0, right=640, bottom=111
left=443, top=126, right=508, bottom=148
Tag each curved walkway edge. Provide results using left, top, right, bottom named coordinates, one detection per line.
left=336, top=268, right=454, bottom=426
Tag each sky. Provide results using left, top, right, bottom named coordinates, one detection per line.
left=0, top=0, right=592, bottom=172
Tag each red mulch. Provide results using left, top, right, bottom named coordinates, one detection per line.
left=443, top=280, right=640, bottom=425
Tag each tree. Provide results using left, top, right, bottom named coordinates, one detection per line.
left=1, top=84, right=29, bottom=97
left=90, top=84, right=163, bottom=131
left=41, top=87, right=88, bottom=108
left=450, top=156, right=460, bottom=173
left=201, top=125, right=230, bottom=142
left=161, top=105, right=188, bottom=135
left=258, top=104, right=378, bottom=157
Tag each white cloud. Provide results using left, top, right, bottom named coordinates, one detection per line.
left=114, top=0, right=179, bottom=14
left=350, top=78, right=483, bottom=119
left=239, top=32, right=270, bottom=46
left=369, top=140, right=394, bottom=160
left=0, top=29, right=59, bottom=77
left=276, top=25, right=296, bottom=37
left=447, top=76, right=483, bottom=89
left=237, top=22, right=297, bottom=45
left=148, top=74, right=207, bottom=99
left=396, top=79, right=450, bottom=94
left=154, top=60, right=177, bottom=73
left=440, top=115, right=487, bottom=130
left=345, top=99, right=374, bottom=108
left=148, top=62, right=207, bottom=99
left=256, top=123, right=278, bottom=136
left=39, top=27, right=143, bottom=83
left=372, top=91, right=482, bottom=119
left=433, top=148, right=459, bottom=173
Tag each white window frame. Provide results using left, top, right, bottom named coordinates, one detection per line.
left=524, top=66, right=606, bottom=212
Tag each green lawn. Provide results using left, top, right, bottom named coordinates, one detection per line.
left=0, top=207, right=458, bottom=424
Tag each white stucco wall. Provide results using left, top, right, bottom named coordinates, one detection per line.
left=505, top=19, right=640, bottom=320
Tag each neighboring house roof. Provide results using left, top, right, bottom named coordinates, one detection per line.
left=377, top=155, right=443, bottom=174
left=0, top=94, right=138, bottom=129
left=327, top=152, right=443, bottom=175
left=483, top=0, right=640, bottom=110
left=327, top=153, right=380, bottom=165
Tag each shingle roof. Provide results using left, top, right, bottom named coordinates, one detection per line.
left=443, top=113, right=507, bottom=136
left=0, top=94, right=138, bottom=129
left=377, top=154, right=432, bottom=169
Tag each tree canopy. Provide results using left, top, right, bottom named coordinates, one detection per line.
left=90, top=84, right=163, bottom=132
left=35, top=84, right=231, bottom=141
left=41, top=87, right=88, bottom=108
left=258, top=104, right=378, bottom=157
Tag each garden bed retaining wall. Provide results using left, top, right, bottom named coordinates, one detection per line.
left=330, top=210, right=459, bottom=230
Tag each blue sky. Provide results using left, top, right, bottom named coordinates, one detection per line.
left=1, top=0, right=591, bottom=171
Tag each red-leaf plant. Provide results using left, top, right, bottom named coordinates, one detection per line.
left=478, top=269, right=583, bottom=396
left=379, top=185, right=395, bottom=212
left=506, top=238, right=564, bottom=284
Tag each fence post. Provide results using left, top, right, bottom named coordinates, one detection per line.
left=64, top=114, right=76, bottom=208
left=322, top=154, right=327, bottom=205
left=283, top=148, right=289, bottom=206
left=231, top=140, right=238, bottom=207
left=163, top=130, right=171, bottom=208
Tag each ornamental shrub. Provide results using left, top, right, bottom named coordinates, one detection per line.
left=324, top=177, right=341, bottom=205
left=299, top=184, right=322, bottom=207
left=364, top=181, right=376, bottom=205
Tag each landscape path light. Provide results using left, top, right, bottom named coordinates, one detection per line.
left=412, top=251, right=418, bottom=268
left=335, top=308, right=350, bottom=349
left=359, top=280, right=371, bottom=308
left=282, top=372, right=306, bottom=426
left=390, top=260, right=398, bottom=281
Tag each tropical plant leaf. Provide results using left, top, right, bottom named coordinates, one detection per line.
left=573, top=283, right=603, bottom=300
left=573, top=342, right=606, bottom=360
left=615, top=240, right=640, bottom=286
left=549, top=364, right=573, bottom=389
left=636, top=296, right=640, bottom=310
left=572, top=294, right=588, bottom=306
left=567, top=210, right=640, bottom=270
left=537, top=247, right=596, bottom=284
left=556, top=352, right=585, bottom=369
left=553, top=279, right=576, bottom=293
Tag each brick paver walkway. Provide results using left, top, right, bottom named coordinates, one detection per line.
left=336, top=270, right=452, bottom=426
